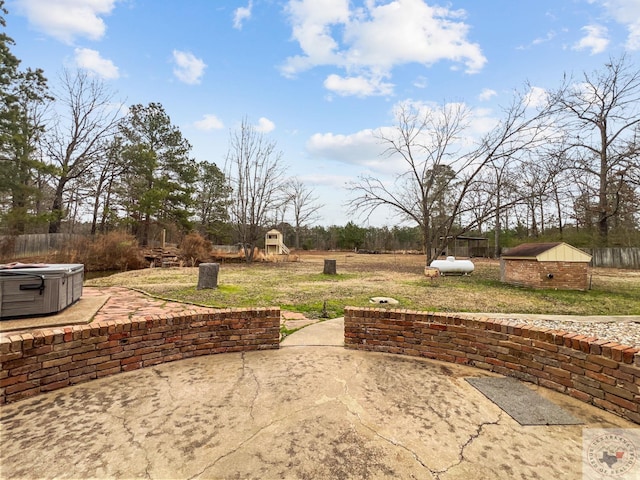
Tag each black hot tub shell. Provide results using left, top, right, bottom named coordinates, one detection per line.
left=0, top=264, right=84, bottom=319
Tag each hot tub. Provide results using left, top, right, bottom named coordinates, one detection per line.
left=0, top=264, right=84, bottom=319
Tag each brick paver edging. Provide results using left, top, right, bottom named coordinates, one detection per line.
left=344, top=307, right=640, bottom=424
left=0, top=308, right=280, bottom=404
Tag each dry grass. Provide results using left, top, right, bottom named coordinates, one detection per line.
left=85, top=252, right=640, bottom=317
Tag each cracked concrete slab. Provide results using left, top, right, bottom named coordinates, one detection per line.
left=0, top=321, right=637, bottom=480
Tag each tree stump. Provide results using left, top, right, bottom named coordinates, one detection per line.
left=197, top=263, right=219, bottom=289
left=323, top=259, right=337, bottom=275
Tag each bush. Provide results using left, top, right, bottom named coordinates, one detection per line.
left=179, top=232, right=212, bottom=266
left=0, top=235, right=17, bottom=260
left=64, top=232, right=145, bottom=272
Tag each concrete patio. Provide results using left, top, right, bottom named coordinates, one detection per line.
left=1, top=318, right=638, bottom=479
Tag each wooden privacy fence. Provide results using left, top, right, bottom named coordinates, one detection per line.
left=0, top=234, right=82, bottom=259
left=584, top=248, right=640, bottom=269
left=1, top=235, right=639, bottom=268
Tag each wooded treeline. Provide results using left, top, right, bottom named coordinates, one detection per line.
left=1, top=3, right=638, bottom=263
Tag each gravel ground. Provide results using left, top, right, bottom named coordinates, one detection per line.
left=514, top=319, right=640, bottom=348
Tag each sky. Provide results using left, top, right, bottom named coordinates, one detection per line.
left=4, top=0, right=640, bottom=228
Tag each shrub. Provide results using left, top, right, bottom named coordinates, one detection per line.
left=179, top=232, right=213, bottom=266
left=0, top=235, right=17, bottom=260
left=67, top=232, right=145, bottom=272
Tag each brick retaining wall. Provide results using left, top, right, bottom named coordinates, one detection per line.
left=0, top=308, right=280, bottom=404
left=344, top=307, right=640, bottom=424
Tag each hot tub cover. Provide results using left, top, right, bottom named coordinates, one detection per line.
left=0, top=264, right=84, bottom=319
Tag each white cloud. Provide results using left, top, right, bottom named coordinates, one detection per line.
left=590, top=0, right=640, bottom=50
left=467, top=108, right=499, bottom=137
left=413, top=76, right=428, bottom=89
left=524, top=86, right=549, bottom=109
left=255, top=117, right=275, bottom=133
left=298, top=173, right=351, bottom=188
left=324, top=74, right=394, bottom=97
left=194, top=114, right=224, bottom=131
left=16, top=0, right=118, bottom=44
left=573, top=24, right=609, bottom=54
left=628, top=23, right=640, bottom=50
left=233, top=1, right=253, bottom=30
left=306, top=128, right=405, bottom=175
left=74, top=48, right=119, bottom=79
left=282, top=0, right=486, bottom=96
left=532, top=31, right=557, bottom=45
left=307, top=129, right=380, bottom=165
left=478, top=88, right=497, bottom=101
left=517, top=30, right=559, bottom=50
left=306, top=99, right=505, bottom=176
left=172, top=50, right=206, bottom=85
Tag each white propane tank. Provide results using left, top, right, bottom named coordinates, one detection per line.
left=429, top=256, right=474, bottom=275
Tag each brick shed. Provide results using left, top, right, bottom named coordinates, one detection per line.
left=500, top=242, right=592, bottom=291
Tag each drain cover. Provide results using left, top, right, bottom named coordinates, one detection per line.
left=466, top=377, right=582, bottom=426
left=369, top=297, right=399, bottom=305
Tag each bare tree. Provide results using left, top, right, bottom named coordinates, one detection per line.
left=44, top=70, right=122, bottom=233
left=225, top=118, right=286, bottom=263
left=485, top=156, right=521, bottom=257
left=89, top=137, right=128, bottom=235
left=348, top=91, right=556, bottom=265
left=348, top=101, right=470, bottom=263
left=550, top=55, right=640, bottom=245
left=285, top=178, right=324, bottom=249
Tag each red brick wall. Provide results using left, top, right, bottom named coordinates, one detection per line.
left=501, top=259, right=590, bottom=290
left=0, top=308, right=280, bottom=404
left=344, top=307, right=640, bottom=424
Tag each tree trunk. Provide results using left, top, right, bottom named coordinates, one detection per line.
left=197, top=263, right=219, bottom=289
left=323, top=259, right=337, bottom=275
left=141, top=213, right=150, bottom=246
left=597, top=128, right=609, bottom=246
left=10, top=195, right=27, bottom=235
left=554, top=189, right=563, bottom=238
left=48, top=182, right=66, bottom=234
left=243, top=243, right=255, bottom=263
left=494, top=192, right=501, bottom=258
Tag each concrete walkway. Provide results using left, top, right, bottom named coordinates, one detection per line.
left=1, top=318, right=638, bottom=479
left=281, top=317, right=345, bottom=346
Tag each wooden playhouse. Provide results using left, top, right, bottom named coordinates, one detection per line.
left=264, top=229, right=290, bottom=255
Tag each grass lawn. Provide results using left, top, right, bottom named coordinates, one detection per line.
left=85, top=252, right=640, bottom=318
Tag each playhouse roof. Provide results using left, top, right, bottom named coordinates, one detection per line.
left=502, top=242, right=592, bottom=263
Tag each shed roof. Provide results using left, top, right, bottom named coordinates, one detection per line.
left=502, top=242, right=592, bottom=262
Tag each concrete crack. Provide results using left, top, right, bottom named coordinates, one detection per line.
left=110, top=412, right=153, bottom=479
left=334, top=382, right=431, bottom=475
left=241, top=352, right=260, bottom=421
left=336, top=379, right=502, bottom=480
left=153, top=367, right=177, bottom=403
left=360, top=419, right=431, bottom=472
left=186, top=406, right=311, bottom=480
left=430, top=412, right=503, bottom=480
